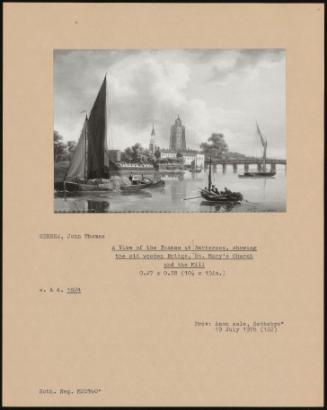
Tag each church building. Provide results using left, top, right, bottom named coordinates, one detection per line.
left=169, top=115, right=186, bottom=152
left=149, top=124, right=157, bottom=154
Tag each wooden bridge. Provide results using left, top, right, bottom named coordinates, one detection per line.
left=205, top=158, right=286, bottom=173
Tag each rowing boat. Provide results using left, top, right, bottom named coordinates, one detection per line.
left=200, top=157, right=243, bottom=203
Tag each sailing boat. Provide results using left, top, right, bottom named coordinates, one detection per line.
left=200, top=157, right=243, bottom=202
left=63, top=75, right=112, bottom=192
left=239, top=123, right=276, bottom=178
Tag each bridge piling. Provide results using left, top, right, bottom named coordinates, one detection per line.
left=205, top=158, right=286, bottom=172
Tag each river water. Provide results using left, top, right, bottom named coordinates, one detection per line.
left=54, top=165, right=286, bottom=213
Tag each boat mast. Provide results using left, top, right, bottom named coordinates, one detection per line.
left=256, top=123, right=267, bottom=172
left=262, top=139, right=267, bottom=172
left=84, top=114, right=88, bottom=181
left=104, top=73, right=109, bottom=177
left=208, top=157, right=212, bottom=191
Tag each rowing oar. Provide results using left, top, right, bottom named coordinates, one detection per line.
left=184, top=195, right=202, bottom=200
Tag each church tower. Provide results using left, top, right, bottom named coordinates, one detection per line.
left=170, top=115, right=186, bottom=151
left=149, top=123, right=156, bottom=154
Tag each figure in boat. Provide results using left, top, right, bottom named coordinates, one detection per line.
left=201, top=157, right=243, bottom=202
left=239, top=123, right=276, bottom=178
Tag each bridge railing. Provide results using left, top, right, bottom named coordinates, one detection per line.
left=205, top=158, right=286, bottom=165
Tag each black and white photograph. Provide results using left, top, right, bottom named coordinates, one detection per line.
left=4, top=4, right=324, bottom=408
left=54, top=49, right=286, bottom=213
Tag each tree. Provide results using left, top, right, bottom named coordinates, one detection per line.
left=131, top=143, right=143, bottom=162
left=66, top=141, right=77, bottom=160
left=54, top=131, right=66, bottom=162
left=121, top=147, right=134, bottom=162
left=154, top=148, right=161, bottom=160
left=200, top=133, right=229, bottom=160
left=121, top=143, right=152, bottom=163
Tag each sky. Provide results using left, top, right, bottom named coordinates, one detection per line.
left=54, top=49, right=285, bottom=158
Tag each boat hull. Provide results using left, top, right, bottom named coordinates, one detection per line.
left=143, top=179, right=165, bottom=188
left=120, top=183, right=148, bottom=193
left=56, top=181, right=114, bottom=192
left=200, top=189, right=243, bottom=202
left=78, top=183, right=113, bottom=191
left=238, top=171, right=276, bottom=178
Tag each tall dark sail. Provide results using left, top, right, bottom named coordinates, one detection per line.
left=87, top=75, right=108, bottom=179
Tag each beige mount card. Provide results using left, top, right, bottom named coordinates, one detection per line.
left=3, top=3, right=324, bottom=407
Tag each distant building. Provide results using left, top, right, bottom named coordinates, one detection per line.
left=161, top=149, right=205, bottom=168
left=170, top=115, right=186, bottom=151
left=182, top=150, right=205, bottom=167
left=149, top=124, right=157, bottom=154
left=160, top=149, right=177, bottom=159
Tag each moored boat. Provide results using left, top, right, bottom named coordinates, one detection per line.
left=239, top=171, right=275, bottom=178
left=239, top=123, right=276, bottom=178
left=201, top=188, right=243, bottom=202
left=200, top=157, right=243, bottom=203
left=78, top=182, right=113, bottom=191
left=142, top=177, right=165, bottom=188
left=120, top=182, right=148, bottom=192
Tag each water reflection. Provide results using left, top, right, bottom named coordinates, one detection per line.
left=55, top=198, right=110, bottom=213
left=160, top=172, right=185, bottom=181
left=87, top=200, right=110, bottom=213
left=170, top=180, right=187, bottom=204
left=200, top=201, right=241, bottom=212
left=54, top=166, right=286, bottom=213
left=263, top=177, right=267, bottom=201
left=120, top=191, right=152, bottom=198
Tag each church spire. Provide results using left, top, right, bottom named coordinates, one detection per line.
left=149, top=122, right=156, bottom=153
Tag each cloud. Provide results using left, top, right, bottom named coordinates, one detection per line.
left=54, top=49, right=285, bottom=158
left=107, top=53, right=250, bottom=151
left=207, top=49, right=285, bottom=84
